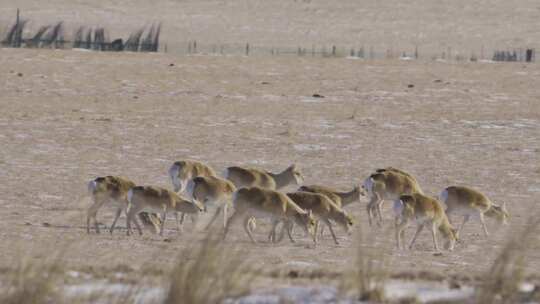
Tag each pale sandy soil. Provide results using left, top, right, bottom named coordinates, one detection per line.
left=1, top=48, right=539, bottom=295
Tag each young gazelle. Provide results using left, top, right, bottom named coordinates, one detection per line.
left=87, top=176, right=161, bottom=234
left=285, top=191, right=355, bottom=245
left=185, top=175, right=237, bottom=229
left=223, top=164, right=304, bottom=190
left=440, top=186, right=509, bottom=237
left=223, top=187, right=316, bottom=244
left=363, top=168, right=423, bottom=226
left=126, top=186, right=204, bottom=236
left=168, top=160, right=217, bottom=193
left=394, top=193, right=458, bottom=252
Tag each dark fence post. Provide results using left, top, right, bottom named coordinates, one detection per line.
left=526, top=49, right=534, bottom=62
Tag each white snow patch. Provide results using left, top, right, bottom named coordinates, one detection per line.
left=384, top=280, right=474, bottom=303
left=294, top=144, right=327, bottom=152
left=527, top=186, right=540, bottom=192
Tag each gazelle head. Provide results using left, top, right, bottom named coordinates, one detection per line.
left=487, top=202, right=509, bottom=225
left=288, top=164, right=304, bottom=185
left=334, top=210, right=355, bottom=234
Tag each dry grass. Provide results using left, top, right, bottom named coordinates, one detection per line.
left=340, top=226, right=392, bottom=302
left=477, top=214, right=540, bottom=304
left=164, top=230, right=256, bottom=304
left=0, top=253, right=64, bottom=304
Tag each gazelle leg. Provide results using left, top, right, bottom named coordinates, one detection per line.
left=376, top=200, right=384, bottom=226
left=109, top=207, right=122, bottom=234
left=395, top=218, right=409, bottom=249
left=458, top=215, right=470, bottom=236
left=223, top=211, right=241, bottom=240
left=408, top=224, right=424, bottom=250
left=205, top=207, right=222, bottom=230
left=479, top=212, right=489, bottom=237
left=324, top=219, right=340, bottom=245
left=159, top=209, right=167, bottom=236
left=431, top=222, right=440, bottom=252
left=243, top=216, right=257, bottom=243
left=87, top=198, right=106, bottom=234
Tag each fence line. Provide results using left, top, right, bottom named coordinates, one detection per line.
left=0, top=9, right=536, bottom=62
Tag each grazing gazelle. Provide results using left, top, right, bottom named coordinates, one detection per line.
left=168, top=160, right=217, bottom=193
left=87, top=176, right=161, bottom=234
left=285, top=191, right=354, bottom=245
left=185, top=175, right=237, bottom=229
left=440, top=186, right=509, bottom=237
left=363, top=168, right=423, bottom=226
left=126, top=186, right=204, bottom=236
left=223, top=187, right=316, bottom=244
left=223, top=164, right=304, bottom=190
left=394, top=193, right=458, bottom=252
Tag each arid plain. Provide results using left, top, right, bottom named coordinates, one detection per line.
left=1, top=0, right=540, bottom=302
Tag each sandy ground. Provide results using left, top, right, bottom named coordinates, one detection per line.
left=1, top=0, right=539, bottom=57
left=1, top=48, right=539, bottom=291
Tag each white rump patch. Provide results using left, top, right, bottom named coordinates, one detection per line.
left=362, top=177, right=374, bottom=196
left=87, top=180, right=97, bottom=194
left=439, top=189, right=448, bottom=203
left=393, top=199, right=404, bottom=217
left=169, top=164, right=182, bottom=192
left=127, top=188, right=134, bottom=205
left=185, top=179, right=196, bottom=200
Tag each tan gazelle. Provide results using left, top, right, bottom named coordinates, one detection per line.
left=297, top=184, right=363, bottom=208
left=168, top=160, right=217, bottom=193
left=394, top=192, right=458, bottom=252
left=285, top=191, right=355, bottom=245
left=87, top=176, right=161, bottom=234
left=223, top=164, right=304, bottom=190
left=223, top=187, right=316, bottom=244
left=440, top=186, right=509, bottom=237
left=362, top=167, right=423, bottom=226
left=126, top=186, right=204, bottom=236
left=185, top=175, right=237, bottom=229
left=168, top=160, right=217, bottom=227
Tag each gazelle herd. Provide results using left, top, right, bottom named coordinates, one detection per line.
left=87, top=161, right=510, bottom=252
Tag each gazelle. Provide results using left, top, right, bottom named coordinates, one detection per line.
left=223, top=187, right=316, bottom=244
left=223, top=164, right=304, bottom=190
left=168, top=160, right=217, bottom=193
left=394, top=193, right=458, bottom=252
left=297, top=185, right=362, bottom=208
left=285, top=191, right=354, bottom=245
left=126, top=186, right=204, bottom=236
left=168, top=160, right=217, bottom=227
left=363, top=168, right=423, bottom=226
left=185, top=175, right=237, bottom=229
left=87, top=176, right=161, bottom=234
left=439, top=186, right=509, bottom=237
left=294, top=185, right=360, bottom=238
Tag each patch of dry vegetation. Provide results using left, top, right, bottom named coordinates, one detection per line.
left=164, top=231, right=256, bottom=304
left=340, top=226, right=392, bottom=302
left=0, top=254, right=63, bottom=304
left=477, top=214, right=540, bottom=304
